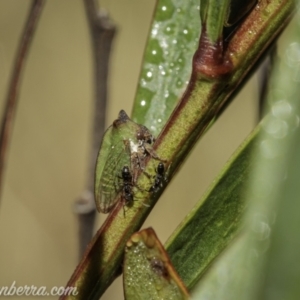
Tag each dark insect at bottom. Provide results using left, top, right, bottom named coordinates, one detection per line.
left=150, top=257, right=169, bottom=278
left=149, top=162, right=165, bottom=193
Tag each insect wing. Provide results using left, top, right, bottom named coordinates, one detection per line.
left=94, top=109, right=157, bottom=213
left=97, top=140, right=131, bottom=213
left=94, top=124, right=114, bottom=206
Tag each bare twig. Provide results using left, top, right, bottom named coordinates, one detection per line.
left=74, top=0, right=116, bottom=259
left=0, top=0, right=45, bottom=198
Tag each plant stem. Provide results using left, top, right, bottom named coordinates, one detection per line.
left=196, top=0, right=232, bottom=78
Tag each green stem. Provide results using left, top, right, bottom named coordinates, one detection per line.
left=196, top=0, right=232, bottom=78
left=200, top=0, right=230, bottom=43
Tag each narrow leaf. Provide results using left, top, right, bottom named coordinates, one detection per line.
left=124, top=228, right=189, bottom=300
left=190, top=12, right=300, bottom=300
left=165, top=125, right=259, bottom=289
left=131, top=0, right=201, bottom=135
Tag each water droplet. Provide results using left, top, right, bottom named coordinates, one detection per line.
left=285, top=42, right=300, bottom=68
left=163, top=24, right=176, bottom=36
left=155, top=0, right=175, bottom=21
left=146, top=71, right=152, bottom=78
left=268, top=88, right=287, bottom=106
left=160, top=38, right=168, bottom=49
left=252, top=216, right=271, bottom=241
left=285, top=43, right=300, bottom=81
left=251, top=214, right=272, bottom=254
left=146, top=39, right=164, bottom=65
left=263, top=117, right=289, bottom=139
left=152, top=28, right=158, bottom=37
left=271, top=100, right=292, bottom=120
left=141, top=100, right=146, bottom=106
left=260, top=138, right=280, bottom=159
left=174, top=54, right=185, bottom=71
left=176, top=80, right=183, bottom=88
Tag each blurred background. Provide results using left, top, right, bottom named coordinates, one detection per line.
left=0, top=1, right=257, bottom=299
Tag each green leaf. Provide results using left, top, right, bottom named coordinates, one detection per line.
left=124, top=228, right=189, bottom=300
left=190, top=12, right=300, bottom=300
left=165, top=125, right=259, bottom=289
left=131, top=0, right=201, bottom=135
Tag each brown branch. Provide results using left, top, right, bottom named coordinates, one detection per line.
left=74, top=0, right=116, bottom=259
left=0, top=0, right=45, bottom=198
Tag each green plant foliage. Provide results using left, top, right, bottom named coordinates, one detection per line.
left=123, top=228, right=189, bottom=300
left=165, top=125, right=259, bottom=289
left=190, top=14, right=300, bottom=300
left=131, top=0, right=201, bottom=135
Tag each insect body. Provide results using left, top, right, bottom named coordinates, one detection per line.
left=150, top=257, right=169, bottom=278
left=120, top=166, right=134, bottom=209
left=94, top=110, right=161, bottom=214
left=149, top=162, right=165, bottom=193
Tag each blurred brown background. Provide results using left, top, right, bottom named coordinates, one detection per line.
left=0, top=1, right=256, bottom=299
